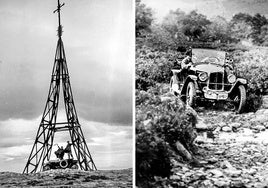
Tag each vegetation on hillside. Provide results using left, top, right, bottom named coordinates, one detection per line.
left=136, top=87, right=198, bottom=187
left=136, top=0, right=268, bottom=48
left=136, top=0, right=268, bottom=186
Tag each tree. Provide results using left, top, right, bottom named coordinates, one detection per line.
left=231, top=13, right=252, bottom=24
left=136, top=0, right=154, bottom=37
left=208, top=16, right=231, bottom=43
left=230, top=21, right=253, bottom=41
left=161, top=9, right=187, bottom=42
left=251, top=13, right=268, bottom=44
left=230, top=13, right=253, bottom=42
left=230, top=13, right=268, bottom=45
left=181, top=11, right=211, bottom=41
left=146, top=25, right=177, bottom=51
left=259, top=25, right=268, bottom=46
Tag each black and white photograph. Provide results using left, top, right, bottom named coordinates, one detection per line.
left=136, top=0, right=268, bottom=187
left=2, top=0, right=268, bottom=187
left=0, top=0, right=133, bottom=187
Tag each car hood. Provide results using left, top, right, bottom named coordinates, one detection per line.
left=193, top=63, right=224, bottom=73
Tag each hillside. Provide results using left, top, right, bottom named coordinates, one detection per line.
left=143, top=84, right=268, bottom=187
left=0, top=169, right=132, bottom=188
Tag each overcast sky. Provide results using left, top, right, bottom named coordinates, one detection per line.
left=143, top=0, right=268, bottom=21
left=0, top=0, right=133, bottom=172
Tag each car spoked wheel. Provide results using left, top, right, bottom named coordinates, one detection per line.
left=43, top=165, right=50, bottom=171
left=59, top=159, right=69, bottom=169
left=170, top=77, right=178, bottom=96
left=186, top=82, right=196, bottom=107
left=233, top=85, right=246, bottom=113
left=71, top=164, right=78, bottom=169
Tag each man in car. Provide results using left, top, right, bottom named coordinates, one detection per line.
left=55, top=146, right=64, bottom=160
left=180, top=48, right=193, bottom=79
left=64, top=141, right=73, bottom=159
left=181, top=55, right=192, bottom=70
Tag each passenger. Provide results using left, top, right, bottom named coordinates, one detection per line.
left=64, top=141, right=73, bottom=159
left=55, top=146, right=64, bottom=160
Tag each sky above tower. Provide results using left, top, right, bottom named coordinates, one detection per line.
left=0, top=0, right=133, bottom=172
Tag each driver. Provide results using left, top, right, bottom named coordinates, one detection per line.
left=181, top=48, right=192, bottom=70
left=180, top=49, right=192, bottom=79
left=181, top=56, right=192, bottom=70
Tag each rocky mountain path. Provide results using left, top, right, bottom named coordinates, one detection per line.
left=168, top=107, right=268, bottom=188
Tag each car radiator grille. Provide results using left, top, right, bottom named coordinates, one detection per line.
left=209, top=72, right=223, bottom=90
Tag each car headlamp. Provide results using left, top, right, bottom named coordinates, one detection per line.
left=228, top=74, right=236, bottom=83
left=199, top=72, right=208, bottom=82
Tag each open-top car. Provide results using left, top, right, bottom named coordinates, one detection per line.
left=170, top=48, right=247, bottom=113
left=42, top=143, right=78, bottom=171
left=43, top=159, right=78, bottom=171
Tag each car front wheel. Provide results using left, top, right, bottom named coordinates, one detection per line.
left=186, top=82, right=196, bottom=107
left=233, top=85, right=246, bottom=113
left=59, top=159, right=69, bottom=169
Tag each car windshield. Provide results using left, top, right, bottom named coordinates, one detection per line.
left=191, top=48, right=226, bottom=66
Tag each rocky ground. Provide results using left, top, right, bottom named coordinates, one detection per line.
left=155, top=102, right=268, bottom=188
left=0, top=168, right=132, bottom=188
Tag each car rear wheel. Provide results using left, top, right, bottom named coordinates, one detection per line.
left=170, top=77, right=178, bottom=96
left=233, top=85, right=246, bottom=113
left=186, top=82, right=196, bottom=107
left=71, top=164, right=78, bottom=169
left=43, top=165, right=50, bottom=171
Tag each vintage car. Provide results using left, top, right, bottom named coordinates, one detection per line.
left=42, top=144, right=78, bottom=171
left=170, top=48, right=247, bottom=113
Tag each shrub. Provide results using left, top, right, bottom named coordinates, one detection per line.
left=136, top=46, right=184, bottom=90
left=233, top=48, right=268, bottom=111
left=136, top=88, right=197, bottom=186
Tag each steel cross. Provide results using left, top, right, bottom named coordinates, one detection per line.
left=53, top=0, right=65, bottom=37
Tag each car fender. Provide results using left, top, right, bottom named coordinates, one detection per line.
left=181, top=75, right=198, bottom=95
left=171, top=75, right=179, bottom=85
left=229, top=78, right=247, bottom=94
left=236, top=78, right=247, bottom=85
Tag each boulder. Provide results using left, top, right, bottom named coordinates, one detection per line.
left=230, top=122, right=241, bottom=129
left=209, top=169, right=224, bottom=177
left=224, top=169, right=242, bottom=177
left=261, top=95, right=268, bottom=109
left=196, top=119, right=209, bottom=130
left=222, top=126, right=232, bottom=132
left=254, top=125, right=266, bottom=131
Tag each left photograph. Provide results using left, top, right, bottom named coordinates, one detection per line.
left=0, top=0, right=133, bottom=187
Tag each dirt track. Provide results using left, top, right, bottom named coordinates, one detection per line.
left=166, top=106, right=268, bottom=188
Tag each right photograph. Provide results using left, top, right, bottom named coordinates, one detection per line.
left=136, top=0, right=268, bottom=187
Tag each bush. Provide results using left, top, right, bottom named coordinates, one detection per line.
left=136, top=46, right=184, bottom=90
left=136, top=126, right=172, bottom=184
left=136, top=88, right=197, bottom=186
left=233, top=48, right=268, bottom=111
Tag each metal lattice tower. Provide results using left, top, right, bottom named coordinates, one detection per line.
left=23, top=0, right=97, bottom=173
